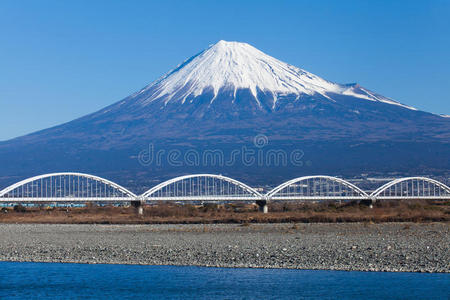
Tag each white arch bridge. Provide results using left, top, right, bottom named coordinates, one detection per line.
left=0, top=173, right=449, bottom=213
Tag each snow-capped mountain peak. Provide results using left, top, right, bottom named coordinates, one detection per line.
left=2, top=41, right=449, bottom=186
left=133, top=40, right=415, bottom=111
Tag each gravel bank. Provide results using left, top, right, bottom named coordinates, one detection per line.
left=0, top=223, right=448, bottom=272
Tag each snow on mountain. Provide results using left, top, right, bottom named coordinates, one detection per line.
left=135, top=40, right=415, bottom=110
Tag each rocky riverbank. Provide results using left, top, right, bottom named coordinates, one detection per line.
left=0, top=223, right=448, bottom=272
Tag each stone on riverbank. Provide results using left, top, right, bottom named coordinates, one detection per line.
left=0, top=223, right=448, bottom=273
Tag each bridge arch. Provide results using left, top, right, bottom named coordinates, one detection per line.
left=0, top=172, right=137, bottom=201
left=370, top=177, right=450, bottom=199
left=266, top=175, right=369, bottom=200
left=141, top=174, right=263, bottom=200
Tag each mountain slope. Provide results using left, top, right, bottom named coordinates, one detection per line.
left=0, top=40, right=449, bottom=188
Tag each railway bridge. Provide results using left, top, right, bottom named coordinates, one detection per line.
left=1, top=173, right=449, bottom=214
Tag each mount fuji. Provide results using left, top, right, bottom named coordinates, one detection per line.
left=1, top=40, right=449, bottom=189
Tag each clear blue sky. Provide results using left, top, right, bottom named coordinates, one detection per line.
left=1, top=0, right=449, bottom=141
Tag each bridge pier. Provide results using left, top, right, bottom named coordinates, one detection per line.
left=369, top=197, right=375, bottom=209
left=131, top=200, right=144, bottom=215
left=360, top=198, right=374, bottom=209
left=256, top=200, right=268, bottom=214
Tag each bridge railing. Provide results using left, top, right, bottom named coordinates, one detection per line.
left=0, top=173, right=137, bottom=202
left=266, top=175, right=369, bottom=201
left=1, top=173, right=449, bottom=204
left=369, top=177, right=450, bottom=200
left=140, top=174, right=263, bottom=202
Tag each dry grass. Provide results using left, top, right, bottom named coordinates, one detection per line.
left=0, top=200, right=448, bottom=224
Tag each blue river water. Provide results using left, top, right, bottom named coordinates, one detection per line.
left=0, top=262, right=448, bottom=299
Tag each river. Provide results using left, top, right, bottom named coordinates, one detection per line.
left=0, top=262, right=448, bottom=299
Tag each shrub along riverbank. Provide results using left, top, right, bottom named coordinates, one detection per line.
left=0, top=199, right=448, bottom=224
